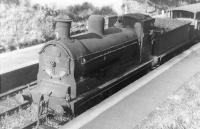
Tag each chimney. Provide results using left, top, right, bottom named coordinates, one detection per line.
left=88, top=15, right=105, bottom=35
left=55, top=15, right=72, bottom=40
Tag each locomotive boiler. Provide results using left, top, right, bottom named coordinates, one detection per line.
left=23, top=13, right=155, bottom=114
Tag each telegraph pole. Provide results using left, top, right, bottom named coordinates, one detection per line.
left=145, top=0, right=148, bottom=13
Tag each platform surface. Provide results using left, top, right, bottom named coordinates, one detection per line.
left=79, top=45, right=200, bottom=129
left=0, top=44, right=42, bottom=74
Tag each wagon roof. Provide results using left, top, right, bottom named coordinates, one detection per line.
left=171, top=3, right=200, bottom=13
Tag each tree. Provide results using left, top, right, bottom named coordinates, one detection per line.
left=0, top=0, right=20, bottom=6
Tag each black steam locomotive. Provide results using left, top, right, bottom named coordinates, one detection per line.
left=23, top=13, right=194, bottom=115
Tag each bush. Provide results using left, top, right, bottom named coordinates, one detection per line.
left=0, top=1, right=117, bottom=53
left=0, top=4, right=58, bottom=52
left=93, top=6, right=117, bottom=16
left=62, top=2, right=116, bottom=21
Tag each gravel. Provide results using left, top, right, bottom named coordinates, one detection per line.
left=135, top=72, right=200, bottom=129
left=0, top=93, right=25, bottom=114
left=0, top=104, right=38, bottom=129
left=0, top=97, right=20, bottom=114
left=0, top=95, right=70, bottom=129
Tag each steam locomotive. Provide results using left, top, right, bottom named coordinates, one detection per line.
left=23, top=13, right=194, bottom=116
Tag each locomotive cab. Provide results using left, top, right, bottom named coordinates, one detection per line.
left=108, top=13, right=155, bottom=60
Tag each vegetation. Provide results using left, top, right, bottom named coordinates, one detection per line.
left=0, top=104, right=38, bottom=129
left=136, top=72, right=200, bottom=129
left=60, top=2, right=116, bottom=21
left=0, top=0, right=116, bottom=53
left=0, top=0, right=199, bottom=53
left=0, top=1, right=57, bottom=52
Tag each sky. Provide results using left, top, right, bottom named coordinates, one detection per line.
left=31, top=0, right=124, bottom=14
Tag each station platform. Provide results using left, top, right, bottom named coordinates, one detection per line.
left=0, top=44, right=43, bottom=93
left=61, top=43, right=200, bottom=129
left=0, top=44, right=42, bottom=74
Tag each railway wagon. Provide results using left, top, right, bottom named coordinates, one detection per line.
left=22, top=13, right=193, bottom=116
left=170, top=3, right=200, bottom=40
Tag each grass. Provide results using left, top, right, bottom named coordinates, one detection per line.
left=0, top=4, right=88, bottom=53
left=0, top=1, right=116, bottom=53
left=0, top=5, right=56, bottom=52
left=135, top=72, right=200, bottom=129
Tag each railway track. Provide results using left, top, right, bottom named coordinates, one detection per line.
left=0, top=81, right=41, bottom=129
left=0, top=81, right=36, bottom=117
left=0, top=81, right=72, bottom=129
